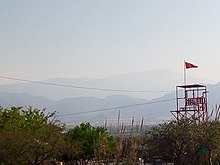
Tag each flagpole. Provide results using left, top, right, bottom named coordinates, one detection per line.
left=184, top=60, right=186, bottom=85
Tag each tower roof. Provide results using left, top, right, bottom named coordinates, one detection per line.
left=177, top=84, right=206, bottom=88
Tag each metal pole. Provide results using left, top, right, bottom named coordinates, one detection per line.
left=184, top=60, right=186, bottom=85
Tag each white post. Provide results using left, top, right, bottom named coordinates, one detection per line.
left=184, top=60, right=186, bottom=85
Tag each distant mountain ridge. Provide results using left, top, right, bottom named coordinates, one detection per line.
left=0, top=92, right=174, bottom=124
left=0, top=70, right=218, bottom=125
left=1, top=81, right=220, bottom=124
left=1, top=81, right=220, bottom=121
left=0, top=70, right=209, bottom=100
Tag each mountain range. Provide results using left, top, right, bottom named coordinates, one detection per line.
left=0, top=70, right=209, bottom=100
left=0, top=70, right=218, bottom=125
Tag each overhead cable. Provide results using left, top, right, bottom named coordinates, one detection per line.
left=58, top=98, right=175, bottom=117
left=0, top=75, right=172, bottom=93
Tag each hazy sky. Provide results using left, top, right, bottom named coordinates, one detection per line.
left=1, top=0, right=220, bottom=84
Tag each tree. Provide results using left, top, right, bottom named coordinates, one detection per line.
left=143, top=114, right=220, bottom=165
left=0, top=106, right=64, bottom=165
left=62, top=122, right=115, bottom=165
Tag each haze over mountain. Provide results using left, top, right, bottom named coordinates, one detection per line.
left=0, top=82, right=219, bottom=125
left=0, top=92, right=175, bottom=124
left=0, top=70, right=218, bottom=125
left=0, top=70, right=211, bottom=100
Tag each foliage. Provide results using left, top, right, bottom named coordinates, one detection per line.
left=113, top=121, right=144, bottom=165
left=61, top=122, right=115, bottom=165
left=143, top=116, right=220, bottom=165
left=0, top=106, right=64, bottom=165
left=4, top=105, right=220, bottom=165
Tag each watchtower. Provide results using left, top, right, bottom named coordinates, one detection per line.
left=171, top=84, right=208, bottom=122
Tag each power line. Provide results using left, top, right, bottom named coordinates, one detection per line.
left=0, top=75, right=172, bottom=93
left=58, top=98, right=175, bottom=117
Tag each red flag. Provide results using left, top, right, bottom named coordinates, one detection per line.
left=185, top=61, right=198, bottom=69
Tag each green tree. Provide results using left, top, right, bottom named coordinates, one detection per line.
left=143, top=115, right=220, bottom=165
left=62, top=122, right=115, bottom=165
left=0, top=106, right=64, bottom=165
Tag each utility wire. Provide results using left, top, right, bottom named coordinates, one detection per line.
left=0, top=75, right=172, bottom=93
left=59, top=98, right=175, bottom=117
